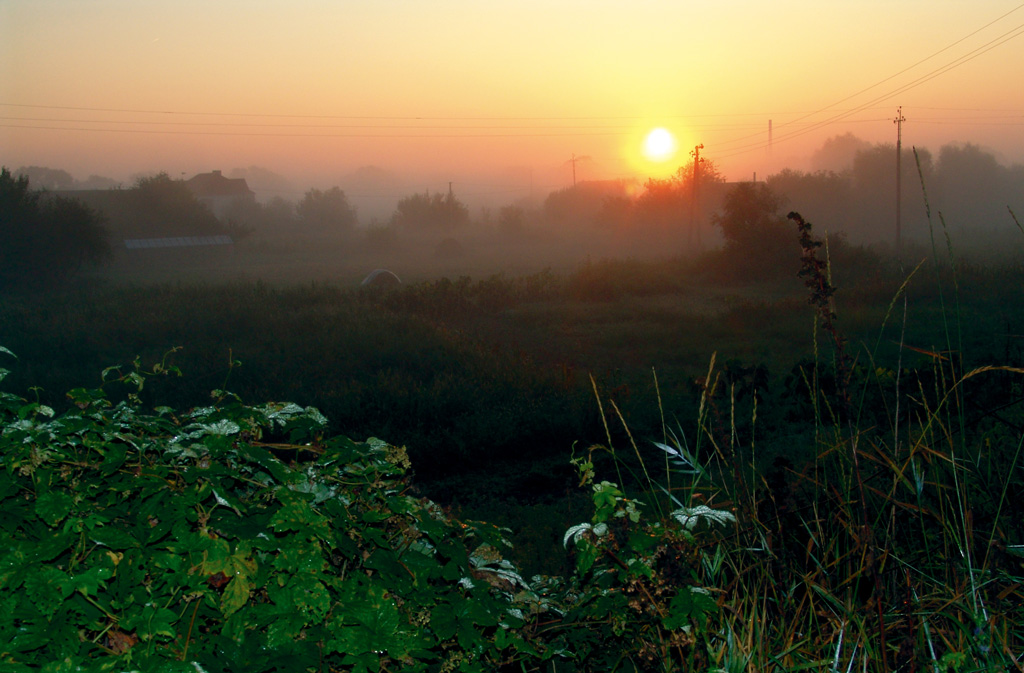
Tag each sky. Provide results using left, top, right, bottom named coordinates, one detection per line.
left=3, top=0, right=1024, bottom=205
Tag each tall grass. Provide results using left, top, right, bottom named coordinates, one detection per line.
left=582, top=209, right=1024, bottom=670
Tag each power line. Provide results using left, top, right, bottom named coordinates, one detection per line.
left=3, top=5, right=1023, bottom=161
left=714, top=10, right=1024, bottom=159
left=0, top=123, right=633, bottom=139
left=0, top=101, right=913, bottom=122
left=762, top=2, right=1024, bottom=138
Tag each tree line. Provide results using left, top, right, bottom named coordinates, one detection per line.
left=6, top=137, right=1022, bottom=289
left=0, top=168, right=110, bottom=290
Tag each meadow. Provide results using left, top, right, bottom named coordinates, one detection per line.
left=2, top=214, right=1024, bottom=670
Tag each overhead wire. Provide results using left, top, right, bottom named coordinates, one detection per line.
left=714, top=12, right=1024, bottom=159
left=2, top=5, right=1023, bottom=160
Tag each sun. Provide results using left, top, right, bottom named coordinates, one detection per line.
left=642, top=127, right=678, bottom=162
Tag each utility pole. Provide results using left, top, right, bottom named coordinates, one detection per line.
left=894, top=107, right=906, bottom=261
left=689, top=144, right=704, bottom=249
left=571, top=153, right=577, bottom=187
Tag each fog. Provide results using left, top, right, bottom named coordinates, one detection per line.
left=12, top=130, right=1023, bottom=292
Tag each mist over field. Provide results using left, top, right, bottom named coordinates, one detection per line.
left=10, top=130, right=1024, bottom=291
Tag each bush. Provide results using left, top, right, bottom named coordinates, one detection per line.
left=0, top=168, right=110, bottom=289
left=0, top=353, right=539, bottom=671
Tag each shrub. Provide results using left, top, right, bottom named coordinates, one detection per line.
left=0, top=352, right=539, bottom=672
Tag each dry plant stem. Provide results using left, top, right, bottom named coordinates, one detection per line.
left=653, top=367, right=671, bottom=495
left=1009, top=205, right=1023, bottom=236
left=180, top=598, right=202, bottom=661
left=591, top=373, right=625, bottom=488
left=789, top=210, right=889, bottom=672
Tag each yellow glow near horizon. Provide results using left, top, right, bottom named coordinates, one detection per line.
left=642, top=128, right=678, bottom=162
left=3, top=2, right=1024, bottom=187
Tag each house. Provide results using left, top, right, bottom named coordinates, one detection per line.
left=185, top=170, right=255, bottom=218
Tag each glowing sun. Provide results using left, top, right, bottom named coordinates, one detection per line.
left=642, top=127, right=678, bottom=162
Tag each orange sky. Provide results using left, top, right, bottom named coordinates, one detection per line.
left=3, top=0, right=1024, bottom=202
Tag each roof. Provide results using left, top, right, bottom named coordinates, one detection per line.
left=185, top=170, right=254, bottom=198
left=124, top=235, right=234, bottom=249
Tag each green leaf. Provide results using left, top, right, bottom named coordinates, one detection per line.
left=23, top=566, right=71, bottom=618
left=68, top=565, right=112, bottom=597
left=100, top=442, right=128, bottom=476
left=35, top=490, right=74, bottom=527
left=663, top=587, right=717, bottom=630
left=222, top=574, right=251, bottom=616
left=574, top=540, right=599, bottom=575
left=271, top=489, right=330, bottom=539
left=128, top=604, right=178, bottom=640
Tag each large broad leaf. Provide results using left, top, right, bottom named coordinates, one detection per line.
left=222, top=575, right=251, bottom=616
left=22, top=566, right=70, bottom=618
left=270, top=489, right=330, bottom=539
left=99, top=442, right=128, bottom=476
left=34, top=490, right=74, bottom=528
left=327, top=582, right=410, bottom=659
left=67, top=565, right=112, bottom=597
left=662, top=587, right=718, bottom=630
left=124, top=604, right=178, bottom=641
left=430, top=594, right=500, bottom=650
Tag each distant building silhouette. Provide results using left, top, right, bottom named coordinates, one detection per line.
left=185, top=170, right=255, bottom=218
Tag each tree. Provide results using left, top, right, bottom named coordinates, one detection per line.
left=224, top=195, right=296, bottom=233
left=767, top=168, right=854, bottom=234
left=543, top=181, right=631, bottom=228
left=497, top=204, right=526, bottom=236
left=632, top=177, right=685, bottom=231
left=0, top=167, right=110, bottom=289
left=932, top=143, right=1015, bottom=232
left=708, top=181, right=798, bottom=280
left=390, top=190, right=469, bottom=231
left=810, top=133, right=871, bottom=172
left=296, top=186, right=357, bottom=231
left=128, top=173, right=225, bottom=237
left=849, top=143, right=932, bottom=244
left=634, top=160, right=726, bottom=243
left=713, top=181, right=788, bottom=251
left=15, top=166, right=74, bottom=191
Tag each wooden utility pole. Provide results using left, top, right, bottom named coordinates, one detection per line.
left=689, top=144, right=704, bottom=249
left=895, top=107, right=906, bottom=260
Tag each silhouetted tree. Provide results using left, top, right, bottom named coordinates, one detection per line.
left=543, top=180, right=633, bottom=228
left=632, top=160, right=726, bottom=240
left=297, top=186, right=357, bottom=232
left=933, top=143, right=1017, bottom=233
left=0, top=167, right=110, bottom=289
left=391, top=190, right=469, bottom=231
left=497, top=204, right=526, bottom=236
left=633, top=177, right=684, bottom=231
left=15, top=166, right=74, bottom=191
left=128, top=173, right=225, bottom=237
left=849, top=144, right=932, bottom=244
left=224, top=195, right=296, bottom=233
left=810, top=133, right=871, bottom=172
left=714, top=181, right=787, bottom=250
left=711, top=181, right=796, bottom=278
left=767, top=169, right=854, bottom=234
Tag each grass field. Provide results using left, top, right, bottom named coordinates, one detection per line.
left=4, top=217, right=1024, bottom=668
left=4, top=231, right=1023, bottom=568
